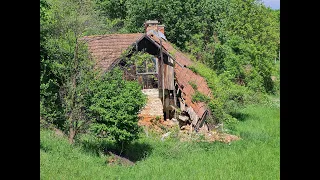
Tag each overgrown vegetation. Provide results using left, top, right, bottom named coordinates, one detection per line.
left=87, top=67, right=146, bottom=148
left=188, top=81, right=198, bottom=90
left=41, top=0, right=279, bottom=129
left=192, top=91, right=211, bottom=103
left=41, top=105, right=280, bottom=179
left=126, top=51, right=155, bottom=73
left=93, top=0, right=279, bottom=93
left=94, top=0, right=279, bottom=126
left=189, top=63, right=269, bottom=129
left=40, top=0, right=279, bottom=178
left=40, top=0, right=146, bottom=146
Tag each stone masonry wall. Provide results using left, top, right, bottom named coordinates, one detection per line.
left=138, top=89, right=164, bottom=126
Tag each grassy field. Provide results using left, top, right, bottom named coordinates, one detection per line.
left=40, top=104, right=279, bottom=180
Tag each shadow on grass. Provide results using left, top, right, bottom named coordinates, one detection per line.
left=230, top=112, right=250, bottom=122
left=240, top=131, right=271, bottom=142
left=40, top=142, right=51, bottom=152
left=77, top=138, right=111, bottom=156
left=78, top=138, right=153, bottom=163
left=122, top=142, right=153, bottom=162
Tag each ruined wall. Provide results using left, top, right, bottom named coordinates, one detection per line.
left=138, top=89, right=164, bottom=126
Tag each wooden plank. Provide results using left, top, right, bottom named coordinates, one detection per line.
left=158, top=58, right=162, bottom=89
left=164, top=57, right=175, bottom=90
left=195, top=110, right=208, bottom=131
left=186, top=107, right=199, bottom=126
left=178, top=115, right=189, bottom=122
left=178, top=97, right=185, bottom=111
left=136, top=72, right=158, bottom=75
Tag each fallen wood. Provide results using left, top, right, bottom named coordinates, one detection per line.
left=178, top=115, right=189, bottom=122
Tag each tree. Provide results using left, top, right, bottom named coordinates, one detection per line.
left=41, top=0, right=103, bottom=143
left=40, top=0, right=65, bottom=127
left=95, top=0, right=127, bottom=19
left=182, top=0, right=279, bottom=93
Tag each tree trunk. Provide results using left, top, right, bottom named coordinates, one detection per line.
left=68, top=39, right=79, bottom=145
left=69, top=123, right=75, bottom=144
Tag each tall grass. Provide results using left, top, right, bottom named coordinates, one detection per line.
left=41, top=103, right=279, bottom=180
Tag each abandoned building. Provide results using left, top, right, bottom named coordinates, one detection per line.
left=82, top=20, right=212, bottom=131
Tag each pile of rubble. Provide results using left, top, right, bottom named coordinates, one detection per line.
left=138, top=114, right=240, bottom=143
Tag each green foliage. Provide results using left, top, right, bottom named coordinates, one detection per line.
left=191, top=62, right=267, bottom=128
left=87, top=67, right=147, bottom=147
left=92, top=0, right=280, bottom=95
left=155, top=116, right=161, bottom=121
left=40, top=0, right=115, bottom=142
left=191, top=91, right=210, bottom=103
left=40, top=77, right=64, bottom=127
left=188, top=81, right=197, bottom=90
left=91, top=0, right=280, bottom=95
left=94, top=0, right=129, bottom=33
left=43, top=29, right=97, bottom=137
left=40, top=0, right=64, bottom=127
left=128, top=52, right=155, bottom=73
left=187, top=66, right=199, bottom=74
left=95, top=0, right=127, bottom=19
left=182, top=0, right=279, bottom=94
left=123, top=0, right=213, bottom=49
left=273, top=61, right=280, bottom=95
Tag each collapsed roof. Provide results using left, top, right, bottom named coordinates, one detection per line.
left=81, top=32, right=212, bottom=124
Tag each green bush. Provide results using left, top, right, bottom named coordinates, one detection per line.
left=87, top=67, right=146, bottom=147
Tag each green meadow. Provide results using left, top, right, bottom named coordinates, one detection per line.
left=40, top=104, right=280, bottom=180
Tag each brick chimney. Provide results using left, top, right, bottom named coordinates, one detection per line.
left=158, top=25, right=165, bottom=34
left=144, top=20, right=165, bottom=34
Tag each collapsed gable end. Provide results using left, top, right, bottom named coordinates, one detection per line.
left=147, top=33, right=212, bottom=127
left=82, top=29, right=213, bottom=130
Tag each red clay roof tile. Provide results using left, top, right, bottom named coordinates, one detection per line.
left=81, top=33, right=143, bottom=72
left=82, top=32, right=212, bottom=119
left=148, top=35, right=212, bottom=119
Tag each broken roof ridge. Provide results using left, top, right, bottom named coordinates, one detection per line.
left=147, top=29, right=167, bottom=41
left=81, top=33, right=144, bottom=44
left=82, top=30, right=213, bottom=123
left=83, top=33, right=143, bottom=38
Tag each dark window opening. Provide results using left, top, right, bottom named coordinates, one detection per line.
left=137, top=74, right=158, bottom=89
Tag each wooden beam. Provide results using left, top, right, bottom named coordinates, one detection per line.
left=136, top=72, right=158, bottom=75
left=173, top=89, right=177, bottom=119
left=158, top=26, right=165, bottom=107
left=195, top=110, right=208, bottom=131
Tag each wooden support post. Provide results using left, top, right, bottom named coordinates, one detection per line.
left=173, top=89, right=177, bottom=119
left=158, top=26, right=165, bottom=107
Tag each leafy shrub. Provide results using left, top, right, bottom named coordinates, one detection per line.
left=87, top=67, right=146, bottom=147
